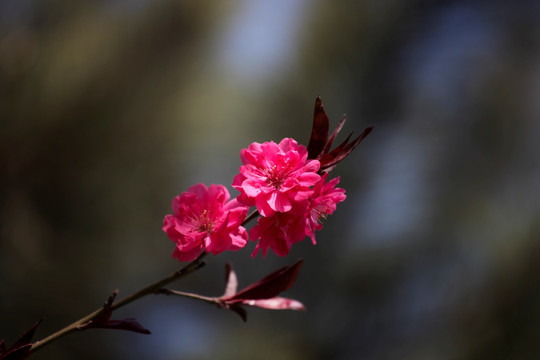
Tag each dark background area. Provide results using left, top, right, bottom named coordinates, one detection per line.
left=2, top=1, right=540, bottom=359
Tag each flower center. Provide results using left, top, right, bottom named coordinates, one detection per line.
left=197, top=210, right=214, bottom=233
left=265, top=163, right=292, bottom=189
left=312, top=207, right=328, bottom=224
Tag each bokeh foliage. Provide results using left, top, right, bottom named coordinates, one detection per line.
left=1, top=1, right=540, bottom=359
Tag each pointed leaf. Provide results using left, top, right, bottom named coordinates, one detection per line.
left=222, top=263, right=238, bottom=298
left=225, top=259, right=303, bottom=302
left=242, top=297, right=306, bottom=311
left=1, top=344, right=32, bottom=360
left=320, top=126, right=373, bottom=171
left=226, top=304, right=248, bottom=322
left=307, top=96, right=330, bottom=159
left=8, top=320, right=42, bottom=352
left=80, top=291, right=116, bottom=329
left=0, top=320, right=43, bottom=360
left=79, top=290, right=151, bottom=334
left=321, top=114, right=347, bottom=158
left=320, top=132, right=353, bottom=170
left=92, top=319, right=151, bottom=334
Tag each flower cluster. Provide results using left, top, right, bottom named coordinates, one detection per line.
left=163, top=97, right=372, bottom=260
left=233, top=138, right=346, bottom=257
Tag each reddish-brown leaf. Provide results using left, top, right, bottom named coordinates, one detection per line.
left=241, top=297, right=306, bottom=311
left=306, top=97, right=373, bottom=170
left=79, top=290, right=151, bottom=335
left=0, top=320, right=42, bottom=360
left=89, top=319, right=151, bottom=334
left=1, top=344, right=32, bottom=360
left=320, top=126, right=373, bottom=171
left=225, top=259, right=303, bottom=303
left=219, top=260, right=306, bottom=321
left=307, top=96, right=330, bottom=159
left=222, top=263, right=238, bottom=298
left=226, top=304, right=248, bottom=322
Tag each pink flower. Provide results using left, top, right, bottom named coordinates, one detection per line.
left=305, top=173, right=346, bottom=244
left=250, top=173, right=346, bottom=257
left=163, top=184, right=249, bottom=262
left=249, top=212, right=307, bottom=257
left=233, top=138, right=321, bottom=217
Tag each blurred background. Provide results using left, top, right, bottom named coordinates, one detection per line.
left=2, top=0, right=540, bottom=359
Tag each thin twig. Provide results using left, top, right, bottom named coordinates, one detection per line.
left=159, top=289, right=220, bottom=306
left=242, top=209, right=259, bottom=226
left=30, top=252, right=207, bottom=354
left=30, top=209, right=259, bottom=354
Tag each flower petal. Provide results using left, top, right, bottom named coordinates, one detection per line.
left=173, top=243, right=203, bottom=262
left=267, top=191, right=292, bottom=213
